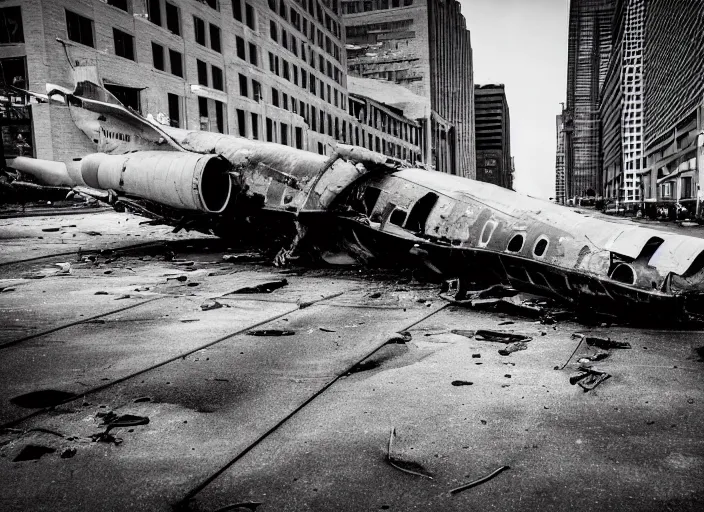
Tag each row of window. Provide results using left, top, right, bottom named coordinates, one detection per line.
left=349, top=101, right=418, bottom=145
left=267, top=52, right=346, bottom=110
left=269, top=20, right=343, bottom=84
left=269, top=0, right=342, bottom=63
left=341, top=0, right=414, bottom=15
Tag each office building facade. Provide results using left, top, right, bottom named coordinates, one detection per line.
left=474, top=84, right=512, bottom=189
left=341, top=0, right=475, bottom=177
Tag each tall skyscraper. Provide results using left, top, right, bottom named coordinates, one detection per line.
left=555, top=114, right=566, bottom=204
left=342, top=0, right=475, bottom=177
left=474, top=84, right=512, bottom=189
left=600, top=0, right=645, bottom=208
left=565, top=0, right=615, bottom=199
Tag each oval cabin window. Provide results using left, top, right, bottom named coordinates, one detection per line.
left=507, top=234, right=524, bottom=252
left=533, top=238, right=549, bottom=257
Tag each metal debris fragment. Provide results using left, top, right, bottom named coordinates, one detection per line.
left=474, top=330, right=532, bottom=343
left=246, top=329, right=295, bottom=336
left=498, top=341, right=528, bottom=356
left=201, top=300, right=224, bottom=311
left=231, top=279, right=288, bottom=294
left=451, top=380, right=473, bottom=386
left=13, top=444, right=56, bottom=462
left=585, top=336, right=632, bottom=350
left=386, top=428, right=433, bottom=479
left=449, top=465, right=510, bottom=495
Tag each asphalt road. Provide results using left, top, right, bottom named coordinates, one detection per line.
left=0, top=211, right=703, bottom=512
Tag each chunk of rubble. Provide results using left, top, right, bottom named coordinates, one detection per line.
left=231, top=279, right=288, bottom=294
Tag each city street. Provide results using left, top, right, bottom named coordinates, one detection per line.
left=1, top=210, right=703, bottom=511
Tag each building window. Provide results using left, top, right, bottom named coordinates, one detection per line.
left=212, top=65, right=223, bottom=91
left=268, top=51, right=275, bottom=71
left=210, top=24, right=221, bottom=53
left=248, top=42, right=258, bottom=66
left=251, top=113, right=259, bottom=139
left=194, top=16, right=206, bottom=46
left=165, top=2, right=180, bottom=35
left=152, top=42, right=165, bottom=71
left=204, top=0, right=218, bottom=10
left=113, top=29, right=135, bottom=61
left=66, top=10, right=94, bottom=48
left=236, top=109, right=246, bottom=136
left=0, top=7, right=23, bottom=44
left=236, top=36, right=246, bottom=59
left=245, top=3, right=256, bottom=30
left=168, top=93, right=181, bottom=127
left=233, top=0, right=243, bottom=21
left=198, top=97, right=209, bottom=129
left=281, top=123, right=288, bottom=145
left=266, top=117, right=274, bottom=141
left=147, top=0, right=161, bottom=26
left=107, top=0, right=129, bottom=11
left=239, top=73, right=248, bottom=97
left=215, top=100, right=224, bottom=133
left=295, top=126, right=303, bottom=149
left=197, top=59, right=208, bottom=86
left=105, top=84, right=140, bottom=113
left=252, top=80, right=262, bottom=101
left=272, top=88, right=279, bottom=107
left=169, top=49, right=183, bottom=77
left=270, top=21, right=278, bottom=41
left=269, top=0, right=277, bottom=11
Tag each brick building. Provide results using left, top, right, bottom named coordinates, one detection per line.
left=341, top=0, right=475, bottom=178
left=0, top=0, right=362, bottom=163
left=640, top=0, right=704, bottom=215
left=564, top=0, right=615, bottom=199
left=474, top=84, right=512, bottom=189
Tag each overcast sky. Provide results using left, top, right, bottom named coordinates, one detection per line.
left=459, top=0, right=569, bottom=199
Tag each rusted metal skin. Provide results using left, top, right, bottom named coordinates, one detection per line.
left=157, top=129, right=371, bottom=213
left=6, top=157, right=76, bottom=187
left=331, top=165, right=704, bottom=318
left=80, top=152, right=232, bottom=213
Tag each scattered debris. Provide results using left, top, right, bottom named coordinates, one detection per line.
left=60, top=447, right=77, bottom=459
left=498, top=341, right=528, bottom=356
left=100, top=413, right=150, bottom=429
left=133, top=397, right=151, bottom=403
left=585, top=336, right=631, bottom=350
left=369, top=292, right=382, bottom=299
left=13, top=444, right=56, bottom=462
left=167, top=275, right=188, bottom=282
left=231, top=279, right=288, bottom=294
left=319, top=326, right=336, bottom=332
left=41, top=227, right=60, bottom=232
left=498, top=321, right=515, bottom=326
left=180, top=319, right=200, bottom=323
left=449, top=465, right=510, bottom=495
left=472, top=354, right=481, bottom=358
left=10, top=389, right=77, bottom=409
left=115, top=294, right=131, bottom=300
left=570, top=365, right=611, bottom=392
left=94, top=291, right=109, bottom=295
left=223, top=252, right=265, bottom=262
left=201, top=300, right=224, bottom=311
left=246, top=329, right=295, bottom=336
left=474, top=330, right=532, bottom=344
left=386, top=331, right=412, bottom=344
left=450, top=329, right=475, bottom=339
left=451, top=380, right=473, bottom=386
left=386, top=428, right=433, bottom=479
left=90, top=432, right=123, bottom=445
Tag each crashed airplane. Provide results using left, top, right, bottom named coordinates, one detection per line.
left=6, top=80, right=704, bottom=323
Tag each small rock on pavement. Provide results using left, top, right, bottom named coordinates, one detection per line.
left=201, top=300, right=224, bottom=311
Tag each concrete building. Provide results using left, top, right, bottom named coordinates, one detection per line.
left=0, top=0, right=355, bottom=162
left=555, top=114, right=566, bottom=204
left=341, top=0, right=475, bottom=178
left=640, top=0, right=704, bottom=216
left=346, top=76, right=425, bottom=163
left=474, top=84, right=512, bottom=189
left=564, top=0, right=615, bottom=199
